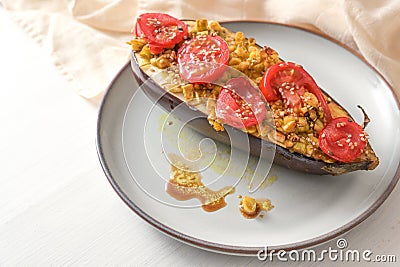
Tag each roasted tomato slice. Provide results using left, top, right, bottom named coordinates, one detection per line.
left=319, top=117, right=368, bottom=162
left=260, top=62, right=332, bottom=122
left=135, top=13, right=188, bottom=54
left=216, top=77, right=267, bottom=128
left=177, top=35, right=229, bottom=83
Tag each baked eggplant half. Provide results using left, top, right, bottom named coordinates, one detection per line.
left=128, top=13, right=379, bottom=175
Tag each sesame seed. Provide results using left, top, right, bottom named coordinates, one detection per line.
left=336, top=141, right=343, bottom=147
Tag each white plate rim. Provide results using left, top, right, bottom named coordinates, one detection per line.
left=96, top=21, right=400, bottom=256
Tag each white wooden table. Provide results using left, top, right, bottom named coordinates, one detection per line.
left=1, top=8, right=399, bottom=266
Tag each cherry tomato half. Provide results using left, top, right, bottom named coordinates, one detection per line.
left=216, top=77, right=267, bottom=128
left=177, top=35, right=229, bottom=83
left=260, top=62, right=332, bottom=122
left=319, top=117, right=368, bottom=162
left=135, top=13, right=188, bottom=54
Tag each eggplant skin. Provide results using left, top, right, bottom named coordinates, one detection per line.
left=130, top=21, right=379, bottom=175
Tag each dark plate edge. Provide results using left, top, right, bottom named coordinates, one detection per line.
left=96, top=21, right=400, bottom=256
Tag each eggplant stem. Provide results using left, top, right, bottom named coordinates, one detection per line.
left=357, top=105, right=370, bottom=128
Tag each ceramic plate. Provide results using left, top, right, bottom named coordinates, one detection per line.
left=96, top=22, right=400, bottom=255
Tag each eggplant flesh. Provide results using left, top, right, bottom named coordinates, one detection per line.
left=130, top=20, right=379, bottom=175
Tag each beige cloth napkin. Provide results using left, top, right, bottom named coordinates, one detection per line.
left=2, top=0, right=399, bottom=99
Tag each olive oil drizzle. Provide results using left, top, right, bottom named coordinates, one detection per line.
left=166, top=154, right=234, bottom=212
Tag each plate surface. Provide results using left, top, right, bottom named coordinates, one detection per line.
left=97, top=22, right=400, bottom=255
